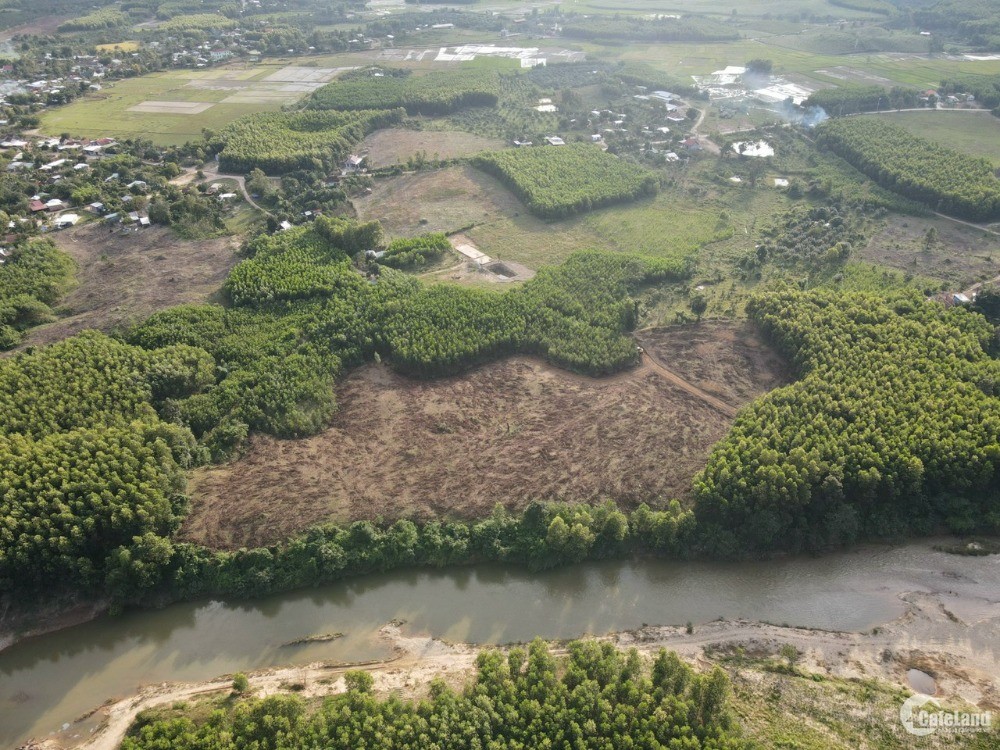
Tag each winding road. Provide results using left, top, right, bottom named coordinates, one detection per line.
left=171, top=163, right=275, bottom=217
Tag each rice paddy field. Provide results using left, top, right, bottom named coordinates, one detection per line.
left=39, top=61, right=358, bottom=145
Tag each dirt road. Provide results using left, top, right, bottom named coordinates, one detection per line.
left=639, top=349, right=738, bottom=418
left=689, top=108, right=721, bottom=155
left=172, top=163, right=275, bottom=217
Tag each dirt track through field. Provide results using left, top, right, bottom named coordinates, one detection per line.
left=639, top=351, right=737, bottom=418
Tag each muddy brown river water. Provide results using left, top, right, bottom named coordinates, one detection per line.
left=1, top=540, right=998, bottom=747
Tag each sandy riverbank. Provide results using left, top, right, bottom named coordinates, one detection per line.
left=29, top=586, right=998, bottom=750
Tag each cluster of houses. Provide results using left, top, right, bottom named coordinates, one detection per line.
left=0, top=55, right=128, bottom=108
left=4, top=135, right=117, bottom=178
left=167, top=32, right=263, bottom=69
left=919, top=89, right=977, bottom=107
left=0, top=134, right=161, bottom=231
left=510, top=86, right=693, bottom=159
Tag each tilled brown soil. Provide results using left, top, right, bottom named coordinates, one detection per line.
left=184, top=324, right=787, bottom=549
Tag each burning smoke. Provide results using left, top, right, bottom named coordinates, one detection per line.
left=774, top=99, right=829, bottom=128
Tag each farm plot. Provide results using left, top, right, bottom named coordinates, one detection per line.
left=184, top=324, right=787, bottom=549
left=360, top=128, right=507, bottom=168
left=128, top=101, right=216, bottom=114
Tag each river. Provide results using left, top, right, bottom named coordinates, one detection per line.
left=2, top=540, right=998, bottom=747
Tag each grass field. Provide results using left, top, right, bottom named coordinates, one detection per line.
left=355, top=165, right=729, bottom=270
left=360, top=128, right=507, bottom=168
left=860, top=110, right=1000, bottom=166
left=96, top=40, right=139, bottom=53
left=355, top=161, right=797, bottom=277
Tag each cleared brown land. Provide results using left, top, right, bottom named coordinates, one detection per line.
left=636, top=321, right=791, bottom=406
left=360, top=129, right=506, bottom=168
left=183, top=323, right=787, bottom=549
left=0, top=14, right=67, bottom=42
left=353, top=164, right=522, bottom=237
left=19, top=224, right=238, bottom=348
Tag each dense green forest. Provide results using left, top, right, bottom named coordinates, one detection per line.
left=816, top=118, right=1000, bottom=220
left=309, top=67, right=501, bottom=116
left=804, top=85, right=920, bottom=116
left=912, top=0, right=1000, bottom=50
left=0, top=239, right=75, bottom=349
left=215, top=109, right=404, bottom=174
left=0, top=333, right=211, bottom=594
left=694, top=289, right=1000, bottom=554
left=57, top=7, right=128, bottom=32
left=156, top=13, right=238, bottom=31
left=378, top=232, right=451, bottom=270
left=107, top=500, right=693, bottom=603
left=122, top=640, right=743, bottom=750
left=473, top=144, right=660, bottom=219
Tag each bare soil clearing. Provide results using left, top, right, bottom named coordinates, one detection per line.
left=637, top=321, right=791, bottom=407
left=0, top=14, right=66, bottom=43
left=360, top=129, right=506, bottom=168
left=184, top=324, right=787, bottom=550
left=16, top=224, right=238, bottom=348
left=353, top=164, right=522, bottom=238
